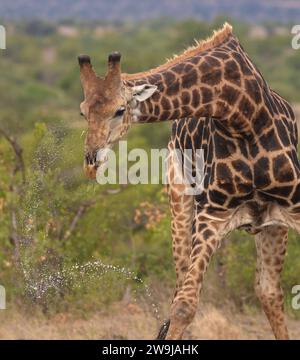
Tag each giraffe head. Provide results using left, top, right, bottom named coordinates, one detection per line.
left=78, top=52, right=157, bottom=179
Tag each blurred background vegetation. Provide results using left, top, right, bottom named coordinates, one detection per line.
left=0, top=17, right=300, bottom=319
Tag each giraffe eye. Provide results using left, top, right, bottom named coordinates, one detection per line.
left=114, top=107, right=125, bottom=117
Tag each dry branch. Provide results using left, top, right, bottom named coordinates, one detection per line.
left=0, top=127, right=27, bottom=262
left=0, top=127, right=26, bottom=184
left=62, top=185, right=127, bottom=240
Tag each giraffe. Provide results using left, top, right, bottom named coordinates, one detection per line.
left=77, top=23, right=300, bottom=340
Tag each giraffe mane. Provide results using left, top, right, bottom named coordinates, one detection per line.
left=123, top=22, right=233, bottom=81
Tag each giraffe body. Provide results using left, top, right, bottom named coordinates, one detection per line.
left=78, top=23, right=300, bottom=339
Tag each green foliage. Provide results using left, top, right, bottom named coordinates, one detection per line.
left=217, top=231, right=257, bottom=308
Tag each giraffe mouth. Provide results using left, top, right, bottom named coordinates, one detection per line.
left=84, top=163, right=98, bottom=179
left=84, top=148, right=110, bottom=180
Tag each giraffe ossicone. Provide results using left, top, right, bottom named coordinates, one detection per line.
left=78, top=23, right=300, bottom=340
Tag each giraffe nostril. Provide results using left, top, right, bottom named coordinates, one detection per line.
left=85, top=153, right=92, bottom=165
left=85, top=153, right=90, bottom=165
left=85, top=152, right=98, bottom=166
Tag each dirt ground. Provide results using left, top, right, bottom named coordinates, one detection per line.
left=0, top=299, right=299, bottom=340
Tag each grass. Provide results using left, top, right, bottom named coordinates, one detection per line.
left=1, top=292, right=300, bottom=339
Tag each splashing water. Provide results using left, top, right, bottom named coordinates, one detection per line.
left=22, top=258, right=161, bottom=321
left=16, top=125, right=161, bottom=323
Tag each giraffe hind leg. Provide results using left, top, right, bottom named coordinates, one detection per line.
left=254, top=225, right=289, bottom=340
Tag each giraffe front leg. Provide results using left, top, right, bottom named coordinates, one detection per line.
left=165, top=215, right=224, bottom=340
left=254, top=225, right=289, bottom=340
left=169, top=188, right=194, bottom=299
left=157, top=150, right=194, bottom=339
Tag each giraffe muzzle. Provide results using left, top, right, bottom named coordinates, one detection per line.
left=84, top=152, right=98, bottom=179
left=84, top=148, right=110, bottom=180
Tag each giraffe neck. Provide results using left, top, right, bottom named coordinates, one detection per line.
left=123, top=34, right=260, bottom=126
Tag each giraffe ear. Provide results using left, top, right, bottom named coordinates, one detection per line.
left=132, top=84, right=157, bottom=102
